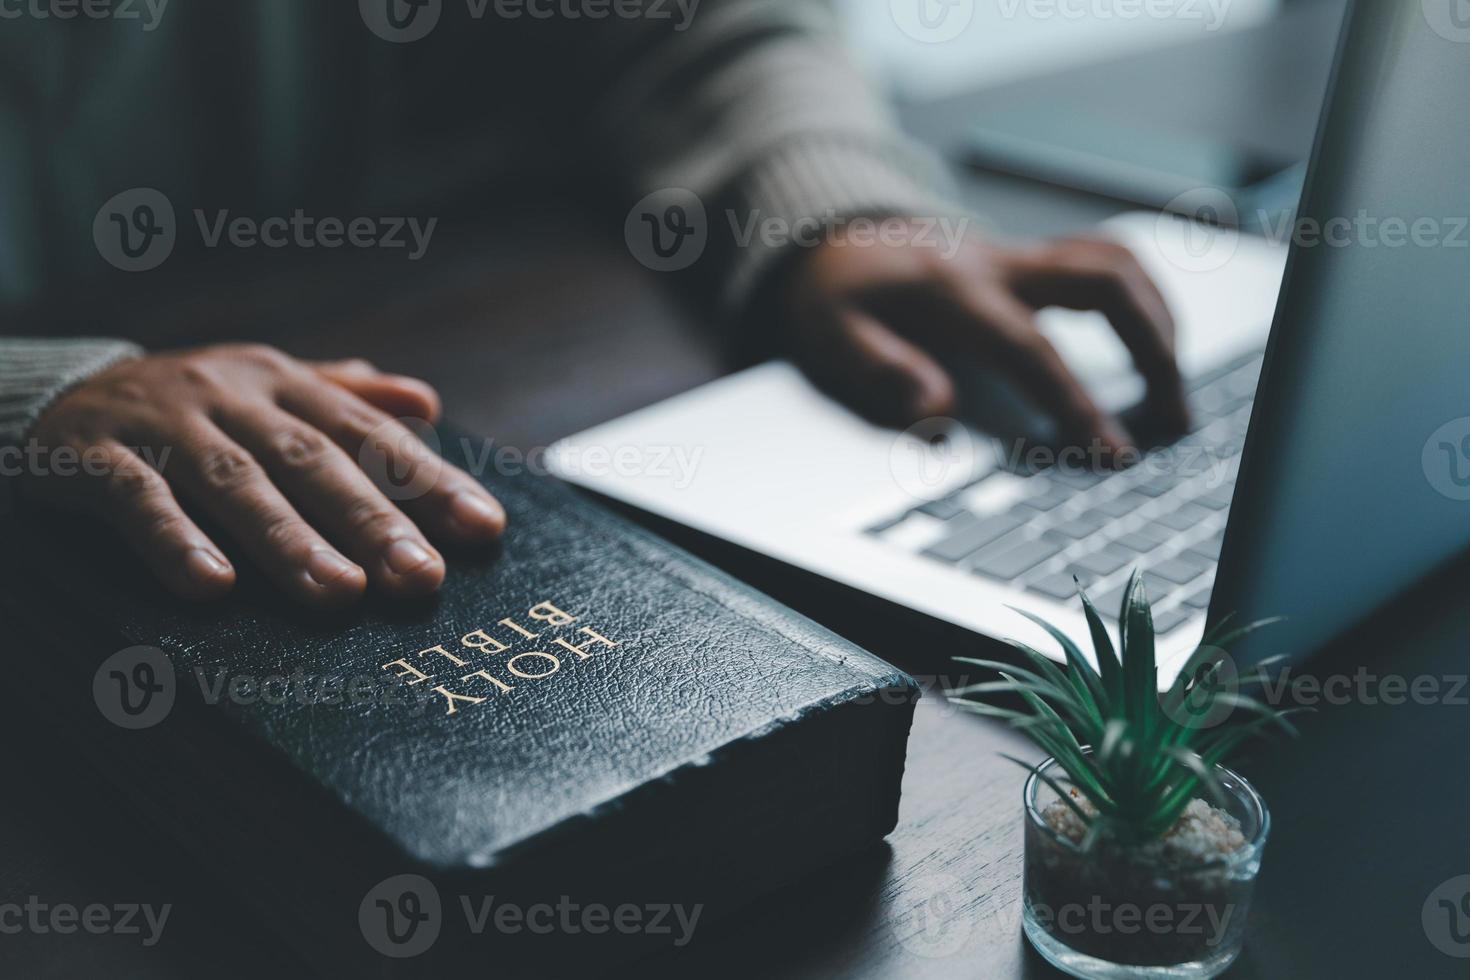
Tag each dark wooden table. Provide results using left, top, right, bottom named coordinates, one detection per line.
left=11, top=2, right=1464, bottom=977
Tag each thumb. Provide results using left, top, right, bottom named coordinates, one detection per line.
left=312, top=359, right=442, bottom=423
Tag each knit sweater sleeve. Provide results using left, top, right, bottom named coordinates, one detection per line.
left=569, top=0, right=960, bottom=316
left=0, top=338, right=143, bottom=447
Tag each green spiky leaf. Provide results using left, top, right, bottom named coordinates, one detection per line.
left=951, top=572, right=1297, bottom=844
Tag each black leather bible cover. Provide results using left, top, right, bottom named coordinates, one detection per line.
left=1, top=424, right=918, bottom=976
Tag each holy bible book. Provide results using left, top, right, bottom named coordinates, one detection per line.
left=0, top=424, right=919, bottom=976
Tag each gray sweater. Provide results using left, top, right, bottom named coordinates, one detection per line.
left=0, top=0, right=951, bottom=446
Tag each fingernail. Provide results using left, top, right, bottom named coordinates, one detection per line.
left=449, top=491, right=505, bottom=537
left=185, top=549, right=231, bottom=581
left=306, top=549, right=360, bottom=588
left=384, top=538, right=436, bottom=576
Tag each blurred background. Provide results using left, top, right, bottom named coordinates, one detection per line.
left=837, top=0, right=1280, bottom=98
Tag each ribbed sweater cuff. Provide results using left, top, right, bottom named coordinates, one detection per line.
left=0, top=338, right=144, bottom=446
left=718, top=135, right=963, bottom=316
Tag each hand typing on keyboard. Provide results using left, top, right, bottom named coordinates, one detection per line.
left=874, top=353, right=1263, bottom=633
left=782, top=228, right=1192, bottom=455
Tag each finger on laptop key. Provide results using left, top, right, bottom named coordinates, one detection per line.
left=951, top=287, right=1132, bottom=457
left=1007, top=238, right=1191, bottom=434
left=798, top=305, right=957, bottom=428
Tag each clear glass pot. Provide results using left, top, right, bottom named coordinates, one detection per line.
left=1021, top=755, right=1270, bottom=979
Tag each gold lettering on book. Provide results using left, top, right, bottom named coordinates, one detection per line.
left=430, top=684, right=489, bottom=715
left=382, top=659, right=431, bottom=685
left=419, top=644, right=469, bottom=667
left=528, top=601, right=576, bottom=626
left=380, top=600, right=618, bottom=716
left=550, top=627, right=618, bottom=661
left=506, top=652, right=560, bottom=680
left=498, top=618, right=540, bottom=640
left=460, top=630, right=509, bottom=655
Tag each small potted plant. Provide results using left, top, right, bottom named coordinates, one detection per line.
left=950, top=572, right=1299, bottom=979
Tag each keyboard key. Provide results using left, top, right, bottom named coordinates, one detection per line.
left=1173, top=451, right=1219, bottom=479
left=1094, top=573, right=1181, bottom=620
left=1189, top=532, right=1225, bottom=561
left=1091, top=583, right=1131, bottom=619
left=867, top=514, right=904, bottom=535
left=1152, top=605, right=1194, bottom=634
left=1021, top=482, right=1073, bottom=512
left=1028, top=572, right=1086, bottom=601
left=1052, top=513, right=1108, bottom=539
left=921, top=513, right=1025, bottom=563
left=970, top=535, right=1064, bottom=581
left=1109, top=537, right=1156, bottom=558
left=916, top=496, right=966, bottom=520
left=1070, top=545, right=1131, bottom=578
left=1134, top=472, right=1182, bottom=497
left=1048, top=468, right=1106, bottom=491
left=1193, top=484, right=1235, bottom=510
left=1096, top=490, right=1151, bottom=519
left=1112, top=525, right=1170, bottom=553
left=961, top=472, right=1031, bottom=515
left=1151, top=553, right=1211, bottom=585
left=1156, top=503, right=1213, bottom=532
left=1181, top=587, right=1213, bottom=610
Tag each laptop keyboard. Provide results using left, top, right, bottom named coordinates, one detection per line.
left=871, top=351, right=1264, bottom=633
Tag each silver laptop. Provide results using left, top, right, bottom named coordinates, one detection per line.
left=551, top=3, right=1470, bottom=684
